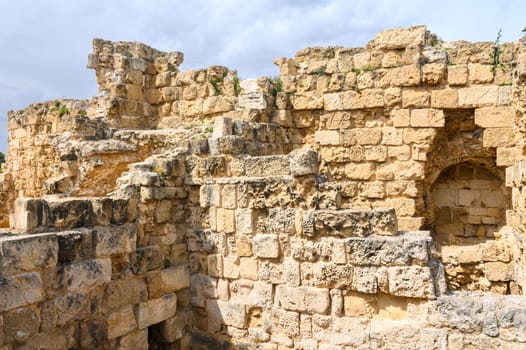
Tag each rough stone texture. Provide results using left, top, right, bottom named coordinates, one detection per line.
left=0, top=25, right=526, bottom=350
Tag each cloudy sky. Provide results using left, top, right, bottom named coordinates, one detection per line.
left=0, top=0, right=524, bottom=152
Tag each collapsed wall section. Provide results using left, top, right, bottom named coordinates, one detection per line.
left=2, top=25, right=526, bottom=349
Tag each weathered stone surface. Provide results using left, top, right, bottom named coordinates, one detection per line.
left=302, top=208, right=397, bottom=237
left=0, top=273, right=42, bottom=312
left=387, top=266, right=435, bottom=298
left=107, top=305, right=137, bottom=339
left=368, top=25, right=428, bottom=49
left=136, top=293, right=177, bottom=329
left=289, top=149, right=318, bottom=176
left=346, top=231, right=430, bottom=266
left=253, top=234, right=279, bottom=258
left=65, top=258, right=112, bottom=293
left=276, top=285, right=330, bottom=314
left=93, top=223, right=136, bottom=257
left=3, top=306, right=40, bottom=343
left=161, top=265, right=191, bottom=292
left=0, top=232, right=58, bottom=275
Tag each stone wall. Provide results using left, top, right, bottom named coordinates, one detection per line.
left=1, top=25, right=526, bottom=349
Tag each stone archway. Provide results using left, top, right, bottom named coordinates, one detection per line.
left=431, top=161, right=508, bottom=245
left=424, top=108, right=512, bottom=291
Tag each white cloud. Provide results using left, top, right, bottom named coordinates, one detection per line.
left=0, top=0, right=525, bottom=151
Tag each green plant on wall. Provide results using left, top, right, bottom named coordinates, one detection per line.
left=233, top=76, right=241, bottom=96
left=491, top=29, right=506, bottom=71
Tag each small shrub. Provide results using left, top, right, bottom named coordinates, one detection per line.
left=233, top=76, right=241, bottom=96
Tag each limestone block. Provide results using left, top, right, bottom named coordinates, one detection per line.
left=388, top=145, right=411, bottom=161
left=345, top=163, right=375, bottom=180
left=343, top=292, right=377, bottom=317
left=276, top=285, right=330, bottom=314
left=422, top=63, right=446, bottom=85
left=272, top=109, right=293, bottom=127
left=431, top=89, right=458, bottom=108
left=0, top=273, right=42, bottom=312
left=499, top=85, right=512, bottom=106
left=484, top=262, right=513, bottom=281
left=263, top=308, right=300, bottom=338
left=402, top=128, right=437, bottom=144
left=468, top=63, right=494, bottom=84
left=474, top=107, right=515, bottom=128
left=202, top=96, right=235, bottom=115
left=223, top=256, right=240, bottom=279
left=291, top=92, right=324, bottom=110
left=440, top=245, right=480, bottom=264
left=235, top=209, right=256, bottom=235
left=206, top=300, right=246, bottom=328
left=497, top=147, right=521, bottom=166
left=323, top=92, right=344, bottom=111
left=390, top=65, right=421, bottom=87
left=303, top=208, right=397, bottom=237
left=342, top=128, right=382, bottom=146
left=360, top=181, right=386, bottom=199
left=269, top=208, right=296, bottom=235
left=239, top=258, right=258, bottom=280
left=236, top=235, right=253, bottom=257
left=448, top=65, right=468, bottom=85
left=3, top=306, right=40, bottom=344
left=362, top=89, right=385, bottom=108
left=161, top=266, right=190, bottom=293
left=387, top=266, right=435, bottom=298
left=312, top=262, right=353, bottom=288
left=238, top=92, right=267, bottom=109
left=190, top=274, right=218, bottom=307
left=118, top=329, right=148, bottom=350
left=274, top=58, right=297, bottom=75
left=207, top=254, right=223, bottom=278
left=161, top=311, right=190, bottom=342
left=483, top=128, right=516, bottom=147
left=102, top=277, right=148, bottom=314
left=216, top=208, right=236, bottom=234
left=245, top=155, right=291, bottom=176
left=134, top=245, right=163, bottom=275
left=368, top=25, right=428, bottom=49
left=208, top=135, right=246, bottom=155
left=107, top=305, right=137, bottom=339
left=200, top=184, right=221, bottom=207
left=254, top=234, right=279, bottom=258
left=381, top=127, right=403, bottom=145
left=136, top=293, right=177, bottom=329
left=47, top=198, right=96, bottom=229
left=212, top=116, right=232, bottom=138
left=312, top=314, right=370, bottom=346
left=410, top=109, right=445, bottom=127
left=222, top=185, right=237, bottom=209
left=391, top=109, right=410, bottom=127
left=384, top=87, right=402, bottom=106
left=93, top=224, right=136, bottom=257
left=480, top=241, right=510, bottom=262
left=315, top=130, right=340, bottom=145
left=347, top=232, right=430, bottom=266
left=458, top=86, right=499, bottom=107
left=12, top=198, right=48, bottom=231
left=0, top=232, right=58, bottom=275
left=289, top=149, right=318, bottom=176
left=64, top=258, right=112, bottom=293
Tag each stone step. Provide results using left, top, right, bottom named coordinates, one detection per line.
left=11, top=197, right=135, bottom=232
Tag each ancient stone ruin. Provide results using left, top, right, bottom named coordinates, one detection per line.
left=0, top=25, right=526, bottom=349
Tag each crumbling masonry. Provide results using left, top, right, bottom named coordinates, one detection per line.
left=1, top=26, right=526, bottom=349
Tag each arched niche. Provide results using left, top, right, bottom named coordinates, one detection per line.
left=430, top=161, right=509, bottom=245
